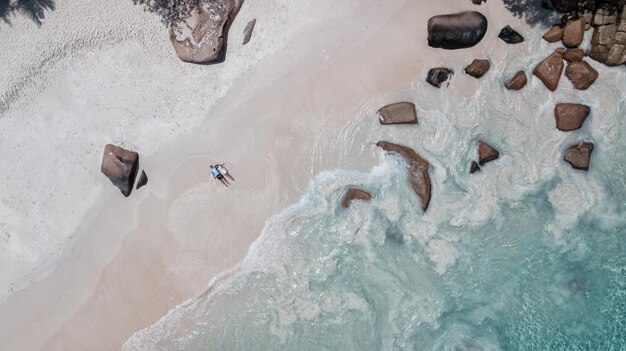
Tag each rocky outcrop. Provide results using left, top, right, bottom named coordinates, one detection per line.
left=554, top=103, right=591, bottom=131
left=376, top=141, right=431, bottom=211
left=563, top=48, right=585, bottom=62
left=377, top=102, right=418, bottom=125
left=589, top=2, right=626, bottom=65
left=505, top=71, right=528, bottom=90
left=242, top=19, right=256, bottom=45
left=564, top=141, right=594, bottom=170
left=533, top=51, right=565, bottom=91
left=427, top=11, right=488, bottom=49
left=498, top=25, right=524, bottom=44
left=341, top=188, right=372, bottom=208
left=101, top=144, right=139, bottom=197
left=136, top=170, right=148, bottom=190
left=169, top=0, right=243, bottom=64
left=478, top=141, right=499, bottom=165
left=427, top=67, right=453, bottom=87
left=464, top=59, right=491, bottom=78
left=565, top=60, right=599, bottom=89
left=563, top=18, right=586, bottom=47
left=470, top=161, right=481, bottom=174
left=543, top=25, right=564, bottom=42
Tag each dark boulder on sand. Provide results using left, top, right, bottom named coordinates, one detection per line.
left=427, top=11, right=488, bottom=49
left=169, top=0, right=243, bottom=64
left=505, top=71, right=528, bottom=90
left=464, top=59, right=490, bottom=78
left=498, top=25, right=524, bottom=44
left=533, top=51, right=565, bottom=91
left=101, top=144, right=139, bottom=197
left=562, top=18, right=586, bottom=48
left=377, top=102, right=417, bottom=125
left=565, top=60, right=599, bottom=90
left=242, top=19, right=256, bottom=45
left=470, top=161, right=481, bottom=174
left=543, top=25, right=563, bottom=42
left=427, top=67, right=453, bottom=88
left=562, top=48, right=584, bottom=62
left=376, top=141, right=431, bottom=211
left=341, top=188, right=372, bottom=208
left=478, top=141, right=499, bottom=165
left=554, top=103, right=590, bottom=131
left=564, top=142, right=594, bottom=170
left=136, top=170, right=148, bottom=190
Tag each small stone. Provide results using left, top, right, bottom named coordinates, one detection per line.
left=101, top=144, right=139, bottom=197
left=341, top=188, right=372, bottom=208
left=533, top=51, right=565, bottom=91
left=505, top=71, right=528, bottom=90
left=543, top=25, right=563, bottom=42
left=554, top=103, right=590, bottom=131
left=478, top=141, right=499, bottom=165
left=242, top=19, right=256, bottom=45
left=377, top=102, right=418, bottom=125
left=562, top=18, right=585, bottom=47
left=498, top=25, right=524, bottom=44
left=464, top=59, right=491, bottom=78
left=564, top=142, right=594, bottom=170
left=562, top=48, right=584, bottom=62
left=470, top=161, right=481, bottom=174
left=565, top=60, right=598, bottom=89
left=427, top=67, right=453, bottom=88
left=136, top=170, right=148, bottom=189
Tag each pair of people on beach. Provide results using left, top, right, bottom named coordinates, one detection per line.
left=210, top=163, right=235, bottom=186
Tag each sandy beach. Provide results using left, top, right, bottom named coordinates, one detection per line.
left=1, top=0, right=625, bottom=350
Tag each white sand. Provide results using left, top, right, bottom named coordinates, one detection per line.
left=0, top=0, right=608, bottom=350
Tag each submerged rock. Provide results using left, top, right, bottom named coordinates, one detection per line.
left=562, top=18, right=586, bottom=48
left=377, top=102, right=417, bottom=125
left=376, top=141, right=431, bottom=211
left=565, top=60, right=599, bottom=89
left=464, top=59, right=490, bottom=78
left=341, top=188, right=372, bottom=208
left=136, top=170, right=148, bottom=190
left=562, top=48, right=584, bottom=62
left=101, top=144, right=139, bottom=197
left=505, top=70, right=528, bottom=90
left=533, top=51, right=565, bottom=91
left=470, top=161, right=481, bottom=174
left=427, top=67, right=453, bottom=88
left=554, top=103, right=590, bottom=131
left=564, top=141, right=594, bottom=170
left=498, top=25, right=524, bottom=44
left=427, top=11, right=488, bottom=49
left=169, top=0, right=243, bottom=64
left=242, top=19, right=256, bottom=45
left=478, top=141, right=499, bottom=165
left=543, top=25, right=563, bottom=42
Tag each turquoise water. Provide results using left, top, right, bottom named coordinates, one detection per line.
left=126, top=144, right=626, bottom=350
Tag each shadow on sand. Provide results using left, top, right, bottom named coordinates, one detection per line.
left=0, top=0, right=55, bottom=26
left=501, top=0, right=563, bottom=27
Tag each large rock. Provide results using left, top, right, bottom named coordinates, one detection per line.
left=533, top=51, right=565, bottom=91
left=562, top=18, right=586, bottom=48
left=554, top=103, right=590, bottom=131
left=376, top=141, right=431, bottom=211
left=543, top=25, right=564, bottom=42
left=505, top=70, right=527, bottom=90
left=242, top=19, right=256, bottom=45
left=478, top=141, right=499, bottom=165
left=377, top=102, right=418, bottom=125
left=169, top=0, right=243, bottom=64
left=427, top=67, right=453, bottom=88
left=101, top=144, right=139, bottom=197
left=136, top=170, right=148, bottom=190
left=562, top=48, right=584, bottom=62
left=464, top=59, right=490, bottom=78
left=565, top=60, right=599, bottom=89
left=427, top=11, right=488, bottom=49
left=498, top=25, right=524, bottom=44
left=341, top=188, right=372, bottom=208
left=564, top=142, right=594, bottom=170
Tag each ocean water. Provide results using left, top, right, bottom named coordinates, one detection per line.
left=123, top=31, right=626, bottom=349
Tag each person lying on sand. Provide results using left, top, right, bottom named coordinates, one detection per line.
left=210, top=165, right=229, bottom=187
left=217, top=163, right=235, bottom=182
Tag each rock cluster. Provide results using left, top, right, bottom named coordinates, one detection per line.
left=376, top=141, right=431, bottom=211
left=427, top=11, right=488, bottom=49
left=101, top=144, right=139, bottom=197
left=341, top=188, right=372, bottom=208
left=589, top=2, right=626, bottom=65
left=377, top=102, right=417, bottom=125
